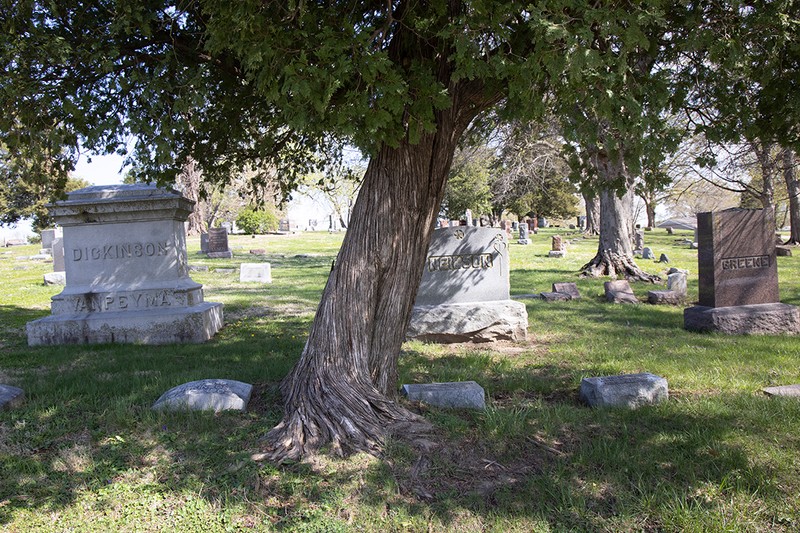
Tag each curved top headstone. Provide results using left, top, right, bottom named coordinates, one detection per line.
left=415, top=226, right=510, bottom=306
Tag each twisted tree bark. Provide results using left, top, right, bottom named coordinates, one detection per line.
left=257, top=84, right=490, bottom=462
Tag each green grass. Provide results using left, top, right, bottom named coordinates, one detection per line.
left=1, top=228, right=800, bottom=531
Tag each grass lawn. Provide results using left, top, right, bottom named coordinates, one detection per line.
left=1, top=227, right=799, bottom=532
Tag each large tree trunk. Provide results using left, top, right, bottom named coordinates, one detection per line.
left=580, top=152, right=660, bottom=282
left=782, top=148, right=800, bottom=245
left=257, top=90, right=484, bottom=462
left=582, top=189, right=600, bottom=235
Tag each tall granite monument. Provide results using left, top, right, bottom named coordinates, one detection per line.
left=407, top=226, right=528, bottom=342
left=684, top=208, right=799, bottom=334
left=27, top=185, right=223, bottom=345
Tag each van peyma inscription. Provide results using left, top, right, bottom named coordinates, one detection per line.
left=70, top=290, right=177, bottom=313
left=72, top=241, right=169, bottom=262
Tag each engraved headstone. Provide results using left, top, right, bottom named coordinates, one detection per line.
left=26, top=184, right=223, bottom=345
left=684, top=208, right=799, bottom=334
left=408, top=227, right=527, bottom=342
left=207, top=227, right=233, bottom=259
left=200, top=232, right=209, bottom=253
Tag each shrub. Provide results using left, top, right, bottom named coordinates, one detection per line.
left=236, top=208, right=279, bottom=234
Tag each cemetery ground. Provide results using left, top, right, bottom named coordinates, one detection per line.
left=1, top=229, right=800, bottom=532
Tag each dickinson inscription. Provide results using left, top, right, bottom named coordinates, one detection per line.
left=27, top=184, right=222, bottom=345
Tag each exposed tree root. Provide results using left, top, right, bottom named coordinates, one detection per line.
left=783, top=239, right=800, bottom=246
left=580, top=250, right=661, bottom=282
left=252, top=378, right=433, bottom=463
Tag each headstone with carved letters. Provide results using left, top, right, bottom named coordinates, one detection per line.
left=26, top=184, right=223, bottom=345
left=407, top=226, right=528, bottom=342
left=684, top=208, right=799, bottom=334
left=206, top=228, right=233, bottom=259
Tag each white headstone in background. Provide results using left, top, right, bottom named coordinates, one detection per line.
left=27, top=184, right=223, bottom=345
left=239, top=263, right=272, bottom=283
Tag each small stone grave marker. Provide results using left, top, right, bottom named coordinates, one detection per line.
left=642, top=247, right=654, bottom=260
left=552, top=282, right=581, bottom=300
left=518, top=223, right=530, bottom=245
left=250, top=249, right=266, bottom=255
left=776, top=246, right=793, bottom=257
left=658, top=253, right=670, bottom=263
left=43, top=272, right=66, bottom=286
left=604, top=280, right=638, bottom=304
left=549, top=235, right=566, bottom=258
left=540, top=292, right=570, bottom=302
left=580, top=373, right=668, bottom=409
left=240, top=263, right=272, bottom=283
left=0, top=384, right=24, bottom=410
left=52, top=237, right=65, bottom=272
left=401, top=381, right=485, bottom=409
left=762, top=384, right=800, bottom=397
left=152, top=379, right=253, bottom=412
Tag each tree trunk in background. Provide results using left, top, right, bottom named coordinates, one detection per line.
left=178, top=159, right=205, bottom=235
left=258, top=88, right=485, bottom=462
left=582, top=189, right=600, bottom=235
left=782, top=148, right=800, bottom=245
left=580, top=151, right=660, bottom=282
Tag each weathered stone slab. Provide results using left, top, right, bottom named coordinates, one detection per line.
left=239, top=263, right=272, bottom=283
left=642, top=247, right=654, bottom=260
left=407, top=300, right=528, bottom=343
left=658, top=253, right=670, bottom=263
left=415, top=227, right=511, bottom=306
left=552, top=282, right=581, bottom=300
left=667, top=271, right=687, bottom=295
left=249, top=249, right=266, bottom=255
left=540, top=291, right=571, bottom=302
left=763, top=384, right=800, bottom=397
left=0, top=384, right=24, bottom=410
left=604, top=280, right=638, bottom=304
left=401, top=381, right=485, bottom=409
left=152, top=379, right=253, bottom=412
left=776, top=246, right=793, bottom=257
left=200, top=233, right=209, bottom=253
left=207, top=251, right=233, bottom=259
left=580, top=373, right=668, bottom=409
left=43, top=272, right=66, bottom=286
left=548, top=250, right=566, bottom=258
left=647, top=290, right=683, bottom=305
left=697, top=208, right=778, bottom=307
left=188, top=265, right=208, bottom=272
left=684, top=303, right=800, bottom=335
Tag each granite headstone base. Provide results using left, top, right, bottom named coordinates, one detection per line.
left=27, top=302, right=223, bottom=345
left=580, top=373, right=668, bottom=409
left=401, top=381, right=485, bottom=409
left=407, top=300, right=528, bottom=343
left=683, top=303, right=800, bottom=335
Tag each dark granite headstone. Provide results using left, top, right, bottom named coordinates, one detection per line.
left=207, top=227, right=233, bottom=259
left=697, top=208, right=778, bottom=307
